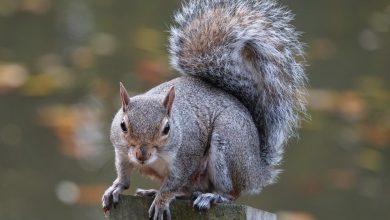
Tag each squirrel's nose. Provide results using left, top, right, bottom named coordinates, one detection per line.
left=140, top=146, right=146, bottom=155
left=136, top=146, right=149, bottom=163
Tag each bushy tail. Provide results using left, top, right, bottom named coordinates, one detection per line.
left=169, top=0, right=306, bottom=183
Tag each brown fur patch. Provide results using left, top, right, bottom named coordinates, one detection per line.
left=180, top=6, right=266, bottom=73
left=139, top=166, right=165, bottom=182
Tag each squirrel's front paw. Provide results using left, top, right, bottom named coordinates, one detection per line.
left=101, top=183, right=128, bottom=215
left=148, top=192, right=173, bottom=220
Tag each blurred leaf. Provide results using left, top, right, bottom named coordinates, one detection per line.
left=89, top=78, right=113, bottom=98
left=77, top=184, right=107, bottom=205
left=362, top=125, right=389, bottom=147
left=36, top=105, right=78, bottom=156
left=91, top=33, right=117, bottom=56
left=298, top=176, right=323, bottom=196
left=336, top=91, right=366, bottom=121
left=278, top=211, right=316, bottom=220
left=70, top=47, right=96, bottom=69
left=307, top=89, right=336, bottom=111
left=356, top=148, right=383, bottom=172
left=328, top=169, right=357, bottom=190
left=135, top=59, right=168, bottom=84
left=20, top=0, right=52, bottom=15
left=0, top=63, right=29, bottom=93
left=0, top=0, right=18, bottom=16
left=308, top=38, right=337, bottom=60
left=134, top=28, right=164, bottom=53
left=22, top=67, right=73, bottom=96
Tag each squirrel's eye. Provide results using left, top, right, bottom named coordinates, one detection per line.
left=120, top=120, right=127, bottom=133
left=162, top=122, right=170, bottom=135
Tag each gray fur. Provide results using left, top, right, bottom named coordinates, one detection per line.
left=169, top=0, right=306, bottom=168
left=102, top=1, right=306, bottom=219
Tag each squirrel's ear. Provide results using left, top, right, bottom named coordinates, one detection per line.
left=119, top=82, right=130, bottom=112
left=163, top=87, right=175, bottom=116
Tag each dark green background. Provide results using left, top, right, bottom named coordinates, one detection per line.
left=0, top=0, right=389, bottom=219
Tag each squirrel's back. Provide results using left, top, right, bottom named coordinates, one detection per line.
left=146, top=76, right=249, bottom=117
left=169, top=0, right=307, bottom=178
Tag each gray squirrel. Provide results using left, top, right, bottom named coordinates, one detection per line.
left=102, top=0, right=307, bottom=219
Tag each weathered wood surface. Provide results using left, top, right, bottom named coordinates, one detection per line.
left=109, top=195, right=276, bottom=220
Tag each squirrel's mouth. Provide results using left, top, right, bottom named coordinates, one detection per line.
left=128, top=151, right=158, bottom=166
left=136, top=156, right=151, bottom=165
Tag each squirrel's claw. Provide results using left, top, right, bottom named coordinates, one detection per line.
left=102, top=191, right=113, bottom=215
left=102, top=207, right=110, bottom=218
left=148, top=204, right=171, bottom=220
left=102, top=183, right=127, bottom=216
left=148, top=193, right=172, bottom=220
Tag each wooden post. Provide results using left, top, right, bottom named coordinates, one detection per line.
left=108, top=195, right=276, bottom=220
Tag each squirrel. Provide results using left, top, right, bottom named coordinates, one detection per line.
left=102, top=0, right=306, bottom=219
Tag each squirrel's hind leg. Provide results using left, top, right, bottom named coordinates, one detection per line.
left=192, top=192, right=233, bottom=211
left=190, top=129, right=242, bottom=211
left=192, top=111, right=259, bottom=212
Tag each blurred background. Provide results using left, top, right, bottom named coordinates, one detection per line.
left=0, top=0, right=389, bottom=219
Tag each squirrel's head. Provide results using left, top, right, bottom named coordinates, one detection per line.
left=116, top=82, right=175, bottom=165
